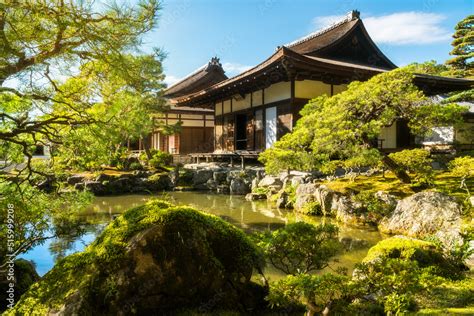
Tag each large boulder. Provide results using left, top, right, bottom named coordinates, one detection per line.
left=313, top=185, right=335, bottom=215
left=258, top=175, right=282, bottom=191
left=379, top=191, right=462, bottom=246
left=213, top=170, right=228, bottom=184
left=332, top=194, right=362, bottom=225
left=294, top=183, right=319, bottom=210
left=9, top=200, right=265, bottom=315
left=192, top=169, right=214, bottom=186
left=230, top=178, right=250, bottom=195
left=144, top=173, right=172, bottom=191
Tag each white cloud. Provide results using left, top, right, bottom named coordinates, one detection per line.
left=164, top=74, right=182, bottom=86
left=365, top=12, right=451, bottom=45
left=222, top=62, right=252, bottom=76
left=312, top=12, right=451, bottom=45
left=312, top=14, right=346, bottom=30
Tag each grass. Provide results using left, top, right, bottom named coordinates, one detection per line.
left=415, top=273, right=474, bottom=315
left=320, top=170, right=473, bottom=201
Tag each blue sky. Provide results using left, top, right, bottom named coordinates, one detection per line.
left=138, top=0, right=473, bottom=85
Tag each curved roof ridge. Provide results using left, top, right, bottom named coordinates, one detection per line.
left=285, top=10, right=360, bottom=48
left=165, top=63, right=208, bottom=91
left=165, top=57, right=225, bottom=91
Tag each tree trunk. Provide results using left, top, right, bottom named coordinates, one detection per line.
left=142, top=134, right=153, bottom=160
left=381, top=154, right=411, bottom=184
left=362, top=135, right=412, bottom=184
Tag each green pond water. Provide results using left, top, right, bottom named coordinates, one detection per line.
left=22, top=191, right=385, bottom=279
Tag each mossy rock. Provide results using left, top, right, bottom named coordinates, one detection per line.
left=363, top=236, right=461, bottom=278
left=0, top=259, right=40, bottom=312
left=9, top=200, right=265, bottom=315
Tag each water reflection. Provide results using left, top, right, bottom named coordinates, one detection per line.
left=21, top=192, right=384, bottom=277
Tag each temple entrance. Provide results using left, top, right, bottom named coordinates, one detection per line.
left=235, top=114, right=248, bottom=150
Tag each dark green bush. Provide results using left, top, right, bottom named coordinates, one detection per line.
left=149, top=150, right=173, bottom=169
left=353, top=191, right=394, bottom=221
left=388, top=149, right=434, bottom=185
left=255, top=222, right=341, bottom=275
left=128, top=161, right=143, bottom=171
left=301, top=201, right=322, bottom=215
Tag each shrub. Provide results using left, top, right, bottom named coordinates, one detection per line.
left=109, top=147, right=129, bottom=170
left=354, top=257, right=437, bottom=315
left=128, top=161, right=143, bottom=171
left=363, top=237, right=464, bottom=279
left=388, top=149, right=434, bottom=185
left=448, top=156, right=474, bottom=197
left=353, top=191, right=394, bottom=221
left=149, top=150, right=173, bottom=169
left=267, top=272, right=353, bottom=315
left=301, top=201, right=322, bottom=215
left=320, top=160, right=342, bottom=177
left=251, top=187, right=270, bottom=195
left=255, top=222, right=341, bottom=275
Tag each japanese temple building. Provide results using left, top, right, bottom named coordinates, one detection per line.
left=147, top=58, right=227, bottom=154
left=162, top=11, right=473, bottom=154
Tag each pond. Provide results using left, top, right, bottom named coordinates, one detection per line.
left=21, top=191, right=385, bottom=279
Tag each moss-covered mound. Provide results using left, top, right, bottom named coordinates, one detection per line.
left=363, top=236, right=461, bottom=278
left=0, top=259, right=39, bottom=312
left=8, top=200, right=265, bottom=315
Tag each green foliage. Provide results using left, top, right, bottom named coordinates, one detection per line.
left=251, top=186, right=270, bottom=195
left=319, top=160, right=342, bottom=177
left=446, top=14, right=473, bottom=76
left=128, top=162, right=144, bottom=171
left=300, top=201, right=322, bottom=215
left=0, top=0, right=163, bottom=174
left=53, top=52, right=169, bottom=171
left=388, top=149, right=434, bottom=185
left=416, top=275, right=474, bottom=313
left=342, top=149, right=381, bottom=173
left=408, top=60, right=450, bottom=76
left=449, top=156, right=474, bottom=179
left=260, top=68, right=466, bottom=183
left=449, top=155, right=474, bottom=199
left=446, top=226, right=474, bottom=267
left=255, top=222, right=341, bottom=275
left=363, top=237, right=464, bottom=279
left=0, top=182, right=93, bottom=267
left=149, top=150, right=173, bottom=169
left=353, top=191, right=394, bottom=219
left=284, top=184, right=297, bottom=208
left=355, top=257, right=438, bottom=315
left=267, top=272, right=352, bottom=315
left=259, top=147, right=320, bottom=175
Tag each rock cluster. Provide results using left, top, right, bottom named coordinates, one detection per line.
left=70, top=171, right=172, bottom=195
left=187, top=164, right=264, bottom=195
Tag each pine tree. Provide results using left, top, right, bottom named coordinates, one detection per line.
left=446, top=15, right=474, bottom=77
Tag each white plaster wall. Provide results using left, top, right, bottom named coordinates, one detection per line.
left=265, top=82, right=291, bottom=104
left=265, top=106, right=277, bottom=148
left=295, top=80, right=331, bottom=99
left=232, top=93, right=252, bottom=112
